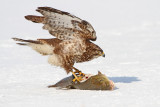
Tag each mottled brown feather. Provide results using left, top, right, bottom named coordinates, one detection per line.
left=34, top=6, right=97, bottom=41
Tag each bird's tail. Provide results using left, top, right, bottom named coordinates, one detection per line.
left=12, top=37, right=41, bottom=45
left=12, top=37, right=55, bottom=55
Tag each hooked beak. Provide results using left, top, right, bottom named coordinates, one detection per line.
left=98, top=52, right=105, bottom=57
left=101, top=52, right=105, bottom=57
left=102, top=53, right=105, bottom=57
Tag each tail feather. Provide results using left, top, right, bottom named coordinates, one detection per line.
left=16, top=43, right=27, bottom=45
left=25, top=15, right=45, bottom=23
left=12, top=38, right=41, bottom=44
left=12, top=37, right=54, bottom=55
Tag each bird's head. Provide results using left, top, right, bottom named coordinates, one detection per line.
left=93, top=48, right=105, bottom=58
left=88, top=43, right=105, bottom=59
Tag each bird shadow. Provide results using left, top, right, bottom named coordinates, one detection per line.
left=108, top=76, right=141, bottom=83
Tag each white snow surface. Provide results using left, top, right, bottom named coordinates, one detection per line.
left=1, top=0, right=160, bottom=107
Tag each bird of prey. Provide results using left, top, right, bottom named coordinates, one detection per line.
left=13, top=7, right=105, bottom=82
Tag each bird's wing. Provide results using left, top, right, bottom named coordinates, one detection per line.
left=25, top=7, right=97, bottom=41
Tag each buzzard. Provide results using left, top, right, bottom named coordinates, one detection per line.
left=13, top=7, right=105, bottom=82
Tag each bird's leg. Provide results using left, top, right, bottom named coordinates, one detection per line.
left=72, top=67, right=85, bottom=76
left=71, top=70, right=81, bottom=83
left=71, top=67, right=85, bottom=83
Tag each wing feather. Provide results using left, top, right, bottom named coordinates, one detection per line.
left=36, top=7, right=81, bottom=29
left=26, top=7, right=97, bottom=41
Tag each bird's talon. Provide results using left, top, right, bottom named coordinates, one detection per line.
left=71, top=67, right=85, bottom=83
left=72, top=78, right=77, bottom=82
left=80, top=72, right=85, bottom=76
left=72, top=76, right=83, bottom=83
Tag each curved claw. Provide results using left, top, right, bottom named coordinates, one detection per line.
left=71, top=71, right=82, bottom=83
left=72, top=67, right=85, bottom=76
left=71, top=67, right=85, bottom=83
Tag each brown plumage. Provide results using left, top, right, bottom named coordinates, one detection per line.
left=13, top=7, right=105, bottom=76
left=25, top=15, right=45, bottom=23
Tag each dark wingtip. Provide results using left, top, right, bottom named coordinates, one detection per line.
left=24, top=15, right=34, bottom=20
left=24, top=15, right=28, bottom=20
left=24, top=15, right=44, bottom=23
left=16, top=43, right=27, bottom=45
left=36, top=6, right=52, bottom=11
left=24, top=15, right=33, bottom=21
left=12, top=37, right=20, bottom=41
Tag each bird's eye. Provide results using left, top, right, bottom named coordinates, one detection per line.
left=92, top=31, right=96, bottom=35
left=98, top=51, right=102, bottom=54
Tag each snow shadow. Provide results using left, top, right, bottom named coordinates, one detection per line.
left=109, top=76, right=140, bottom=83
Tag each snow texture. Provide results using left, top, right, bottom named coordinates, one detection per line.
left=0, top=0, right=160, bottom=107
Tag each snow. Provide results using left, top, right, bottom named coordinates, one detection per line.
left=1, top=0, right=160, bottom=107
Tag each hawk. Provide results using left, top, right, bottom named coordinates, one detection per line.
left=13, top=7, right=105, bottom=82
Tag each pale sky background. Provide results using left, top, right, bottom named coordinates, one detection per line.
left=1, top=0, right=160, bottom=39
